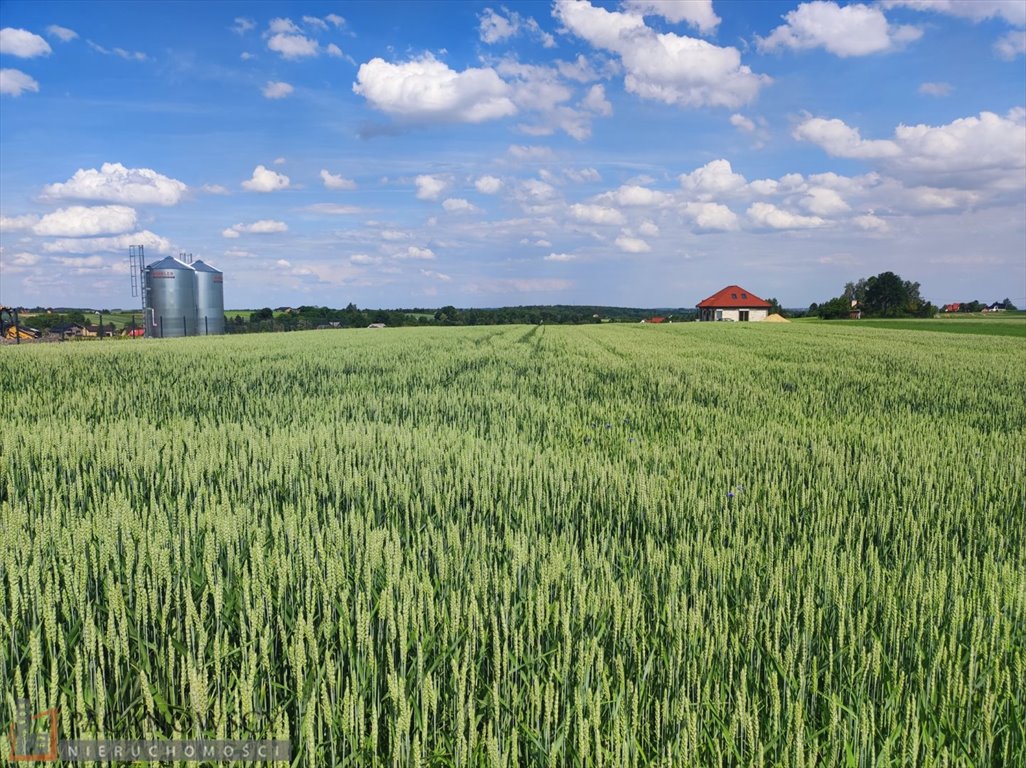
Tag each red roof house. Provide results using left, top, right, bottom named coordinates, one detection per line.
left=697, top=285, right=772, bottom=322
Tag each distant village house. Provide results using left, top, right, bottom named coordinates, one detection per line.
left=697, top=285, right=772, bottom=322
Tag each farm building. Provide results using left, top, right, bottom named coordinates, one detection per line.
left=697, top=285, right=772, bottom=322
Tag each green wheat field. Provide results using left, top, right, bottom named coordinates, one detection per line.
left=2, top=323, right=1024, bottom=766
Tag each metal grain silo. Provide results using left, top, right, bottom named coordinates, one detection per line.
left=144, top=256, right=197, bottom=338
left=192, top=259, right=224, bottom=335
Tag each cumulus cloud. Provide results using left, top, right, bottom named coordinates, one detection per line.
left=241, top=165, right=290, bottom=192
left=545, top=252, right=576, bottom=261
left=747, top=202, right=826, bottom=229
left=350, top=254, right=382, bottom=265
left=0, top=28, right=52, bottom=58
left=994, top=30, right=1026, bottom=60
left=683, top=202, right=740, bottom=231
left=326, top=43, right=344, bottom=58
left=41, top=229, right=173, bottom=254
left=479, top=7, right=556, bottom=47
left=266, top=19, right=319, bottom=59
left=623, top=0, right=720, bottom=34
left=793, top=117, right=902, bottom=158
left=223, top=220, right=288, bottom=237
left=0, top=213, right=39, bottom=232
left=32, top=205, right=137, bottom=237
left=46, top=25, right=77, bottom=42
left=400, top=246, right=436, bottom=260
left=800, top=186, right=851, bottom=216
left=615, top=235, right=651, bottom=252
left=442, top=197, right=479, bottom=213
left=600, top=184, right=670, bottom=207
left=43, top=163, right=188, bottom=205
left=262, top=80, right=294, bottom=99
left=796, top=109, right=1026, bottom=189
left=509, top=144, right=554, bottom=160
left=679, top=159, right=748, bottom=198
left=415, top=174, right=449, bottom=200
left=553, top=0, right=768, bottom=109
left=475, top=175, right=503, bottom=194
left=854, top=213, right=889, bottom=231
left=420, top=268, right=452, bottom=281
left=320, top=169, right=356, bottom=190
left=581, top=83, right=613, bottom=116
left=758, top=2, right=922, bottom=57
left=354, top=54, right=517, bottom=124
left=730, top=113, right=756, bottom=132
left=569, top=202, right=625, bottom=225
left=0, top=68, right=39, bottom=96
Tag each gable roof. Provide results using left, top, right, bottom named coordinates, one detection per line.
left=697, top=285, right=771, bottom=309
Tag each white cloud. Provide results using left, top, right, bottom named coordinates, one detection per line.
left=46, top=25, right=77, bottom=42
left=241, top=165, right=290, bottom=192
left=565, top=167, right=602, bottom=183
left=415, top=174, right=449, bottom=200
left=33, top=205, right=137, bottom=237
left=480, top=7, right=519, bottom=43
left=267, top=27, right=319, bottom=59
left=601, top=184, right=670, bottom=207
left=326, top=14, right=346, bottom=28
left=545, top=252, right=576, bottom=261
left=224, top=220, right=289, bottom=236
left=793, top=117, right=902, bottom=158
left=554, top=0, right=768, bottom=109
left=0, top=213, right=39, bottom=232
left=303, top=15, right=328, bottom=31
left=0, top=28, right=52, bottom=58
left=747, top=202, right=826, bottom=229
left=508, top=144, right=554, bottom=160
left=569, top=202, right=625, bottom=225
left=683, top=201, right=740, bottom=231
left=400, top=246, right=436, bottom=260
left=232, top=17, right=255, bottom=35
left=86, top=41, right=146, bottom=61
left=994, top=30, right=1026, bottom=60
left=465, top=277, right=573, bottom=293
left=854, top=213, right=889, bottom=231
left=354, top=54, right=516, bottom=124
left=581, top=83, right=612, bottom=115
left=880, top=0, right=1026, bottom=26
left=796, top=110, right=1026, bottom=190
left=9, top=252, right=41, bottom=267
left=475, top=175, right=503, bottom=194
left=43, top=163, right=188, bottom=205
left=262, top=81, right=294, bottom=99
left=221, top=228, right=239, bottom=239
left=350, top=254, right=382, bottom=265
left=442, top=197, right=479, bottom=213
left=320, top=169, right=357, bottom=190
left=479, top=7, right=556, bottom=47
left=42, top=229, right=173, bottom=254
left=758, top=2, right=922, bottom=57
left=730, top=113, right=756, bottom=132
left=918, top=81, right=952, bottom=96
left=380, top=230, right=409, bottom=241
left=680, top=159, right=748, bottom=198
left=326, top=43, right=344, bottom=58
left=201, top=184, right=229, bottom=195
left=800, top=187, right=851, bottom=216
left=623, top=0, right=720, bottom=34
left=0, top=68, right=39, bottom=96
left=615, top=235, right=651, bottom=252
left=638, top=220, right=659, bottom=236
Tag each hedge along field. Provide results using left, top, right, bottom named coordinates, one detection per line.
left=1, top=323, right=1023, bottom=767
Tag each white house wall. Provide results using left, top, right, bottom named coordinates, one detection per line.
left=713, top=308, right=768, bottom=322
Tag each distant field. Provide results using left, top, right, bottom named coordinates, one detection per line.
left=2, top=323, right=1023, bottom=765
left=850, top=316, right=1025, bottom=337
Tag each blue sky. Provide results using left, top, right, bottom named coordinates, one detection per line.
left=1, top=0, right=1024, bottom=309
